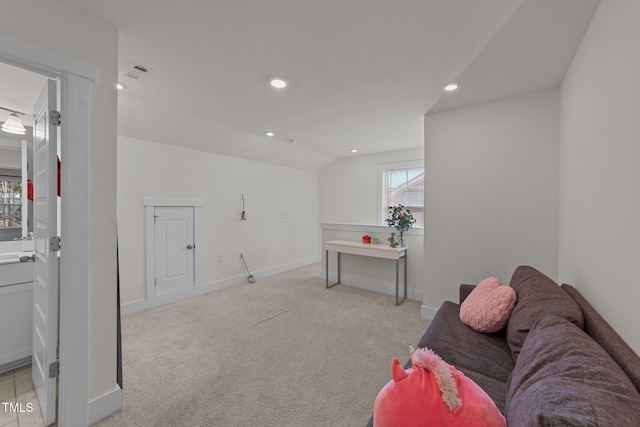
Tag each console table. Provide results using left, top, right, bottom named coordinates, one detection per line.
left=324, top=239, right=407, bottom=305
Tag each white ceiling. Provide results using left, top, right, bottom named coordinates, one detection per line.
left=3, top=0, right=600, bottom=171
left=0, top=62, right=48, bottom=129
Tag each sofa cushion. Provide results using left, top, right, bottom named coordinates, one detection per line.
left=415, top=301, right=513, bottom=413
left=562, top=283, right=640, bottom=394
left=506, top=315, right=640, bottom=427
left=506, top=266, right=583, bottom=361
left=460, top=277, right=516, bottom=333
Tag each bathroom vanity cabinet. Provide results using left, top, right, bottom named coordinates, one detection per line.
left=0, top=259, right=34, bottom=373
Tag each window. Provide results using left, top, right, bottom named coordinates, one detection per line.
left=378, top=161, right=424, bottom=227
left=0, top=177, right=22, bottom=229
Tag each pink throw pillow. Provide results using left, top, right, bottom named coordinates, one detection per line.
left=460, top=277, right=516, bottom=333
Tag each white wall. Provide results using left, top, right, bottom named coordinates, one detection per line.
left=319, top=148, right=424, bottom=299
left=319, top=147, right=423, bottom=224
left=0, top=0, right=119, bottom=413
left=117, top=137, right=319, bottom=305
left=423, top=89, right=560, bottom=316
left=0, top=147, right=21, bottom=167
left=559, top=0, right=640, bottom=354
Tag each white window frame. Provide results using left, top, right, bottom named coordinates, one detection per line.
left=377, top=160, right=424, bottom=226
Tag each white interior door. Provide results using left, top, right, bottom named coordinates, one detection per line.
left=32, top=79, right=59, bottom=426
left=154, top=206, right=195, bottom=295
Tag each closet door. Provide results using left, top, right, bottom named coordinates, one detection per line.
left=153, top=206, right=195, bottom=295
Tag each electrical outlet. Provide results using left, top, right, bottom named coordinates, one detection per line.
left=217, top=254, right=223, bottom=263
left=241, top=193, right=248, bottom=200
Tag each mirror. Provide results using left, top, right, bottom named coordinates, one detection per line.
left=0, top=61, right=46, bottom=242
left=0, top=135, right=33, bottom=241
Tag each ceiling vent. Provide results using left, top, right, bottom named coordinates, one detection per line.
left=121, top=62, right=153, bottom=81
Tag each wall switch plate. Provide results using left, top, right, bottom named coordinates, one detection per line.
left=280, top=212, right=288, bottom=219
left=217, top=254, right=223, bottom=263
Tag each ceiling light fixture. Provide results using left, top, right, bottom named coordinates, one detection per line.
left=268, top=76, right=289, bottom=89
left=350, top=149, right=358, bottom=153
left=443, top=82, right=459, bottom=92
left=0, top=107, right=27, bottom=135
left=265, top=131, right=275, bottom=137
left=116, top=82, right=126, bottom=90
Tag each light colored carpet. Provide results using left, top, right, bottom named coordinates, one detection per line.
left=93, top=263, right=430, bottom=427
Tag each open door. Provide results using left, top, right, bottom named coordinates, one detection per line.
left=32, top=79, right=59, bottom=426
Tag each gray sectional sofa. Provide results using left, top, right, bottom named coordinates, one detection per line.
left=367, top=266, right=640, bottom=426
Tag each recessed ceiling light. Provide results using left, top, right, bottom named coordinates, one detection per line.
left=350, top=149, right=358, bottom=153
left=265, top=131, right=275, bottom=137
left=443, top=82, right=459, bottom=92
left=116, top=82, right=126, bottom=90
left=268, top=76, right=289, bottom=89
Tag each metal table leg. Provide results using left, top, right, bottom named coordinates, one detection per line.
left=326, top=250, right=341, bottom=289
left=395, top=255, right=407, bottom=306
left=404, top=254, right=408, bottom=301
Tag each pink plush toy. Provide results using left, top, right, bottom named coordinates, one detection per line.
left=373, top=348, right=506, bottom=427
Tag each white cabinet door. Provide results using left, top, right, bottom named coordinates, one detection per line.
left=154, top=206, right=195, bottom=295
left=32, top=79, right=59, bottom=426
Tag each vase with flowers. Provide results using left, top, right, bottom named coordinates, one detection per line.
left=386, top=204, right=416, bottom=247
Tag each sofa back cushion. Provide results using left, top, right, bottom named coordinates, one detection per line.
left=506, top=315, right=640, bottom=427
left=506, top=266, right=583, bottom=361
left=561, top=283, right=640, bottom=394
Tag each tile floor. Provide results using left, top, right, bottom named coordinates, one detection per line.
left=0, top=365, right=47, bottom=427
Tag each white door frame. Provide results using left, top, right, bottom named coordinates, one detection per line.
left=0, top=31, right=95, bottom=426
left=144, top=198, right=203, bottom=309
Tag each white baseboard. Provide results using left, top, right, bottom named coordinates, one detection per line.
left=320, top=271, right=423, bottom=302
left=420, top=304, right=439, bottom=320
left=88, top=384, right=121, bottom=425
left=0, top=349, right=31, bottom=367
left=145, top=273, right=247, bottom=310
left=121, top=257, right=319, bottom=316
left=121, top=299, right=148, bottom=316
left=253, top=256, right=320, bottom=278
left=0, top=356, right=31, bottom=374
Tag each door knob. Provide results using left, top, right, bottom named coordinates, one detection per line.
left=187, top=244, right=194, bottom=250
